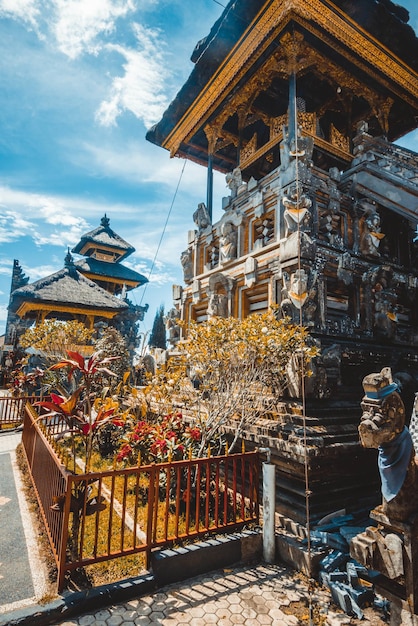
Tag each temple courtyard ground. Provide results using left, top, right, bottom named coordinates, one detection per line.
left=0, top=429, right=388, bottom=626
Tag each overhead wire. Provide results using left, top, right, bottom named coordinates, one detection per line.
left=292, top=54, right=314, bottom=626
left=138, top=14, right=315, bottom=623
left=206, top=4, right=314, bottom=618
left=138, top=158, right=188, bottom=310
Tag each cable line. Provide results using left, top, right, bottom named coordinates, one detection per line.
left=138, top=159, right=187, bottom=308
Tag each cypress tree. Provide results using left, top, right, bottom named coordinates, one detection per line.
left=148, top=305, right=166, bottom=350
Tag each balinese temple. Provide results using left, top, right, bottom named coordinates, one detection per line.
left=147, top=0, right=418, bottom=525
left=5, top=216, right=148, bottom=346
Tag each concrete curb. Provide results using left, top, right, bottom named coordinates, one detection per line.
left=0, top=530, right=262, bottom=626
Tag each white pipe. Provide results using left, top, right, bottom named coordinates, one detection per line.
left=262, top=461, right=276, bottom=563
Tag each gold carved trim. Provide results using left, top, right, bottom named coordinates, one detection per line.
left=330, top=123, right=350, bottom=152
left=240, top=133, right=258, bottom=163
left=16, top=301, right=119, bottom=319
left=163, top=0, right=418, bottom=156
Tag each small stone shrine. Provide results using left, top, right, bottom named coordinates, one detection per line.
left=147, top=0, right=418, bottom=523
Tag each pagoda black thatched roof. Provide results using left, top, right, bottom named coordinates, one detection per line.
left=10, top=257, right=128, bottom=314
left=146, top=0, right=418, bottom=151
left=72, top=215, right=135, bottom=261
left=75, top=257, right=148, bottom=286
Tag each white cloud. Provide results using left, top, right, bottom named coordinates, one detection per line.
left=51, top=0, right=136, bottom=59
left=0, top=210, right=35, bottom=243
left=21, top=262, right=61, bottom=281
left=96, top=22, right=170, bottom=128
left=0, top=186, right=94, bottom=247
left=0, top=0, right=40, bottom=29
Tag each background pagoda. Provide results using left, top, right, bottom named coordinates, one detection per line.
left=5, top=216, right=149, bottom=359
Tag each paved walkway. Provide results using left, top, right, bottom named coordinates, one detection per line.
left=0, top=430, right=49, bottom=614
left=54, top=562, right=386, bottom=626
left=56, top=563, right=311, bottom=626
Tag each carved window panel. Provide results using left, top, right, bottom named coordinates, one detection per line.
left=298, top=112, right=316, bottom=136
left=244, top=283, right=269, bottom=317
left=205, top=244, right=219, bottom=271
left=240, top=133, right=257, bottom=164
left=192, top=304, right=208, bottom=324
left=270, top=115, right=286, bottom=139
left=252, top=211, right=275, bottom=250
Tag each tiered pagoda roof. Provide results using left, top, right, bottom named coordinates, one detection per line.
left=72, top=215, right=147, bottom=295
left=10, top=253, right=128, bottom=322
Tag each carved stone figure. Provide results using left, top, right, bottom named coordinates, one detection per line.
left=219, top=221, right=237, bottom=263
left=280, top=268, right=317, bottom=325
left=181, top=248, right=193, bottom=283
left=165, top=306, right=181, bottom=347
left=318, top=167, right=342, bottom=244
left=374, top=289, right=398, bottom=339
left=282, top=184, right=312, bottom=237
left=358, top=367, right=418, bottom=522
left=313, top=343, right=342, bottom=399
left=359, top=201, right=385, bottom=257
left=207, top=293, right=228, bottom=318
left=225, top=167, right=243, bottom=198
left=193, top=202, right=211, bottom=230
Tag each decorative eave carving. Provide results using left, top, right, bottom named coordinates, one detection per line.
left=162, top=0, right=418, bottom=157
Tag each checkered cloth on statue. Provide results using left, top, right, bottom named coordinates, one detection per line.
left=410, top=393, right=418, bottom=457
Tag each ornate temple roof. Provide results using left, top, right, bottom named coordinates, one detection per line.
left=10, top=253, right=128, bottom=319
left=147, top=0, right=418, bottom=177
left=75, top=257, right=148, bottom=287
left=72, top=215, right=135, bottom=261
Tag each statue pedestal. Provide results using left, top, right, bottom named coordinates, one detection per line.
left=350, top=508, right=418, bottom=624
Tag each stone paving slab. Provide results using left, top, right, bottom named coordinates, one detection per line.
left=54, top=563, right=387, bottom=626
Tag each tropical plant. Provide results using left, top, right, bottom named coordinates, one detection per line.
left=116, top=411, right=206, bottom=466
left=35, top=351, right=124, bottom=472
left=94, top=326, right=131, bottom=388
left=34, top=350, right=131, bottom=563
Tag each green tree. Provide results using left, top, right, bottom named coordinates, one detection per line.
left=95, top=326, right=130, bottom=385
left=148, top=305, right=166, bottom=350
left=127, top=310, right=318, bottom=456
left=19, top=319, right=94, bottom=361
left=176, top=311, right=318, bottom=453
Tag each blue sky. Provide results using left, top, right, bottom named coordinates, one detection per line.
left=0, top=0, right=417, bottom=337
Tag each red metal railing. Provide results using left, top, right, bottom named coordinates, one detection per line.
left=22, top=406, right=69, bottom=569
left=22, top=405, right=260, bottom=591
left=0, top=395, right=38, bottom=429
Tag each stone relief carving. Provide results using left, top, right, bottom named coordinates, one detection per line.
left=225, top=167, right=243, bottom=198
left=359, top=200, right=385, bottom=257
left=207, top=293, right=228, bottom=318
left=181, top=248, right=193, bottom=283
left=282, top=184, right=312, bottom=237
left=280, top=267, right=317, bottom=325
left=312, top=343, right=342, bottom=399
left=219, top=221, right=237, bottom=263
left=193, top=202, right=211, bottom=231
left=363, top=266, right=399, bottom=340
left=165, top=306, right=181, bottom=347
left=206, top=273, right=235, bottom=319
